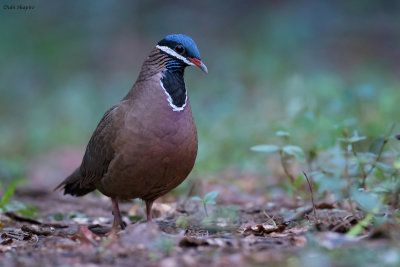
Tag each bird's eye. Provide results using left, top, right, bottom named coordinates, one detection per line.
left=175, top=45, right=185, bottom=55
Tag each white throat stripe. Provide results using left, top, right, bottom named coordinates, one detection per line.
left=156, top=45, right=195, bottom=66
left=159, top=80, right=187, bottom=112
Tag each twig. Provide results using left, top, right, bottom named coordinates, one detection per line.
left=203, top=202, right=209, bottom=217
left=262, top=210, right=277, bottom=226
left=5, top=212, right=41, bottom=225
left=279, top=150, right=298, bottom=206
left=342, top=129, right=351, bottom=197
left=331, top=215, right=356, bottom=232
left=279, top=150, right=295, bottom=187
left=352, top=148, right=368, bottom=187
left=285, top=206, right=313, bottom=222
left=4, top=212, right=68, bottom=228
left=303, top=171, right=318, bottom=224
left=361, top=123, right=395, bottom=188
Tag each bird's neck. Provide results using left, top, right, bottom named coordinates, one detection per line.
left=133, top=48, right=188, bottom=112
left=136, top=48, right=168, bottom=81
left=160, top=69, right=187, bottom=111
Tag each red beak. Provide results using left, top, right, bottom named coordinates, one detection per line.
left=188, top=58, right=208, bottom=73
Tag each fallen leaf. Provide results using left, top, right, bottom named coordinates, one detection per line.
left=241, top=223, right=286, bottom=236
left=70, top=226, right=101, bottom=246
left=21, top=224, right=55, bottom=236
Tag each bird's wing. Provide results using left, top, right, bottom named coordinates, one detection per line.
left=78, top=104, right=123, bottom=187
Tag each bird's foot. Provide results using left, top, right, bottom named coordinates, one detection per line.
left=112, top=217, right=127, bottom=230
left=111, top=197, right=127, bottom=230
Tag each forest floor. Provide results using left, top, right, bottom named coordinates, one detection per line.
left=0, top=173, right=396, bottom=267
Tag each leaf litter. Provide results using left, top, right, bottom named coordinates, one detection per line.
left=0, top=179, right=396, bottom=266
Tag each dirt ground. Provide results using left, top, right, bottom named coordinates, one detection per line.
left=1, top=177, right=384, bottom=267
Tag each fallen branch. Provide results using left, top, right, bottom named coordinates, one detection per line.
left=5, top=212, right=41, bottom=225
left=5, top=212, right=68, bottom=228
left=21, top=224, right=55, bottom=236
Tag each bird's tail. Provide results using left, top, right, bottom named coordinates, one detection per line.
left=54, top=168, right=95, bottom=196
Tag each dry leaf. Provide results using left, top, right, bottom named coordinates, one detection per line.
left=21, top=224, right=55, bottom=236
left=241, top=223, right=286, bottom=236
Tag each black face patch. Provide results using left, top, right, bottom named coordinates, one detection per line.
left=160, top=69, right=187, bottom=109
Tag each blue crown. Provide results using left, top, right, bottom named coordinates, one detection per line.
left=158, top=34, right=201, bottom=60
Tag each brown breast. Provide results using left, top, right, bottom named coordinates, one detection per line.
left=94, top=73, right=198, bottom=200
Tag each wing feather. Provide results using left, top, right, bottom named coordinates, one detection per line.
left=78, top=104, right=121, bottom=187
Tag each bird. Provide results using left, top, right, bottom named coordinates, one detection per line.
left=55, top=34, right=207, bottom=230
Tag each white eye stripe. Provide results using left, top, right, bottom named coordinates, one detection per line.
left=156, top=45, right=194, bottom=66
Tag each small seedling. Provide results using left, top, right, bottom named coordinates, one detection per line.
left=191, top=190, right=219, bottom=216
left=251, top=131, right=305, bottom=195
left=347, top=209, right=378, bottom=236
left=50, top=212, right=64, bottom=221
left=0, top=184, right=39, bottom=218
left=0, top=183, right=16, bottom=211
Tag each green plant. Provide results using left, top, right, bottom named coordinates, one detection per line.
left=0, top=183, right=16, bottom=211
left=191, top=190, right=219, bottom=216
left=148, top=237, right=175, bottom=259
left=0, top=183, right=38, bottom=218
left=251, top=131, right=305, bottom=195
left=175, top=216, right=189, bottom=229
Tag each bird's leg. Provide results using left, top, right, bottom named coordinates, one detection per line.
left=111, top=197, right=126, bottom=230
left=145, top=200, right=153, bottom=222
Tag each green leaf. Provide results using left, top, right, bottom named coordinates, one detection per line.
left=206, top=200, right=216, bottom=205
left=275, top=131, right=290, bottom=137
left=347, top=210, right=376, bottom=236
left=356, top=152, right=376, bottom=165
left=69, top=212, right=87, bottom=219
left=352, top=190, right=380, bottom=212
left=338, top=133, right=367, bottom=144
left=282, top=145, right=305, bottom=161
left=52, top=212, right=64, bottom=221
left=201, top=216, right=213, bottom=225
left=0, top=184, right=16, bottom=210
left=175, top=216, right=188, bottom=228
left=294, top=174, right=303, bottom=189
left=53, top=213, right=63, bottom=221
left=204, top=190, right=219, bottom=202
left=372, top=180, right=396, bottom=194
left=3, top=201, right=39, bottom=218
left=191, top=196, right=202, bottom=201
left=369, top=136, right=385, bottom=154
left=251, top=145, right=280, bottom=153
left=17, top=203, right=38, bottom=218
left=374, top=167, right=384, bottom=181
left=375, top=162, right=395, bottom=174
left=129, top=215, right=143, bottom=222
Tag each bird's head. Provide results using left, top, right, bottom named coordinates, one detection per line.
left=157, top=34, right=208, bottom=73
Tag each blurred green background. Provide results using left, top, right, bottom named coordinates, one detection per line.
left=1, top=0, right=400, bottom=184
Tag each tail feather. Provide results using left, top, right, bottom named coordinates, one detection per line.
left=54, top=168, right=95, bottom=197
